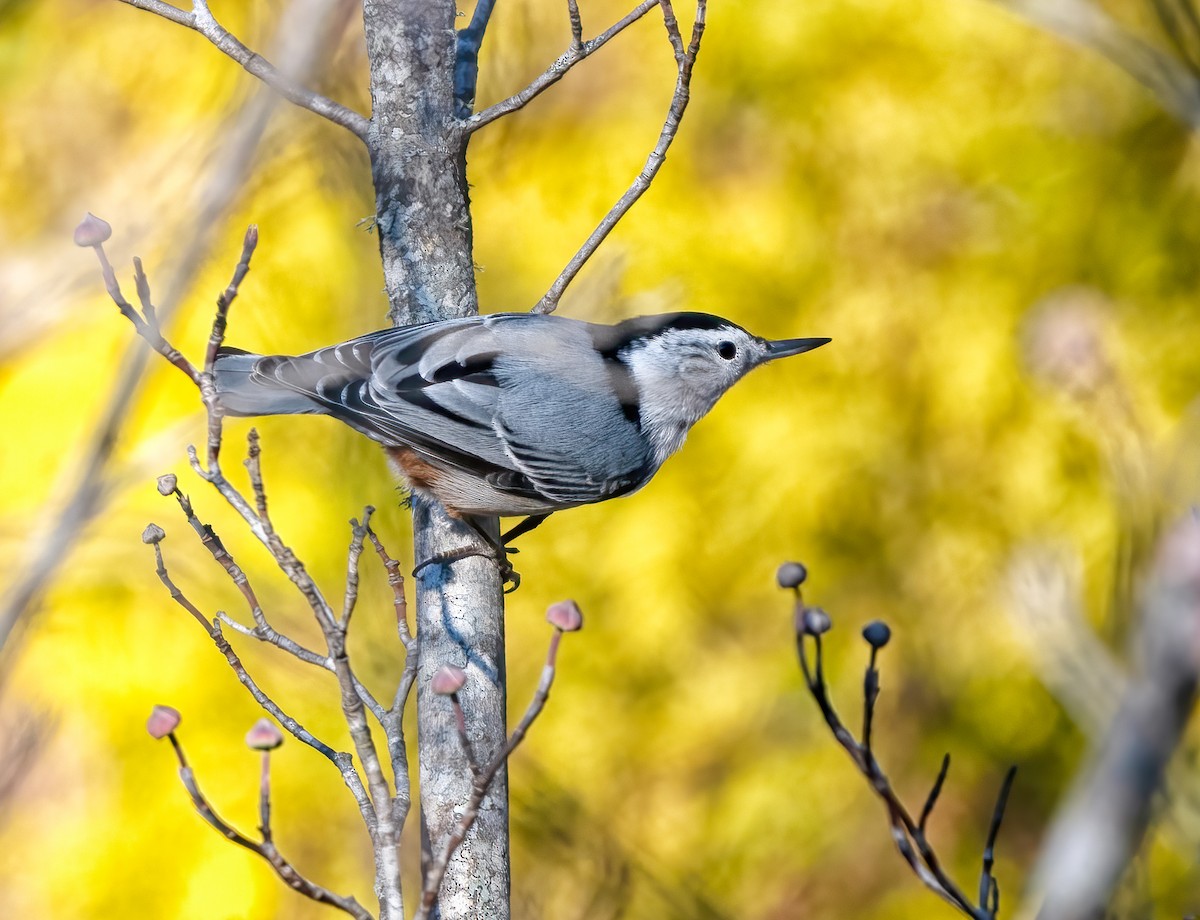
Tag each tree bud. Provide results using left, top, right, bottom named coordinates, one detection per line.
left=862, top=620, right=892, bottom=649
left=545, top=599, right=583, bottom=632
left=801, top=607, right=832, bottom=635
left=245, top=718, right=284, bottom=751
left=431, top=664, right=467, bottom=695
left=776, top=561, right=808, bottom=589
left=73, top=212, right=112, bottom=247
left=146, top=705, right=181, bottom=739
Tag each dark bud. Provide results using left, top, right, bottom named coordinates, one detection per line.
left=146, top=704, right=181, bottom=739
left=141, top=523, right=166, bottom=545
left=244, top=225, right=259, bottom=249
left=801, top=607, right=832, bottom=636
left=776, top=561, right=808, bottom=589
left=156, top=474, right=178, bottom=496
left=245, top=717, right=284, bottom=751
left=862, top=620, right=892, bottom=649
left=73, top=212, right=112, bottom=247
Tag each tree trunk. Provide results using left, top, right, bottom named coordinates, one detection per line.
left=362, top=3, right=509, bottom=918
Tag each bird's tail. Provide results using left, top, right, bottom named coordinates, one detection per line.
left=212, top=348, right=326, bottom=417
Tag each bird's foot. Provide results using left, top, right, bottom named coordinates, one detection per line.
left=413, top=544, right=521, bottom=593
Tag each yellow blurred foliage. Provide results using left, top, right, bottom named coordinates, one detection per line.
left=3, top=0, right=1200, bottom=917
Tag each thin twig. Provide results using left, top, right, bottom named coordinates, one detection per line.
left=361, top=521, right=417, bottom=834
left=791, top=594, right=1014, bottom=920
left=116, top=0, right=370, bottom=141
left=567, top=0, right=584, bottom=48
left=465, top=0, right=660, bottom=133
left=533, top=0, right=707, bottom=314
left=449, top=693, right=481, bottom=776
left=920, top=754, right=952, bottom=834
left=657, top=0, right=685, bottom=64
left=342, top=508, right=374, bottom=629
left=161, top=730, right=373, bottom=919
left=415, top=628, right=569, bottom=920
left=200, top=224, right=257, bottom=468
left=157, top=483, right=390, bottom=723
left=979, top=767, right=1017, bottom=914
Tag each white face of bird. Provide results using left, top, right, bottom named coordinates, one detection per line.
left=622, top=322, right=829, bottom=466
left=627, top=324, right=827, bottom=416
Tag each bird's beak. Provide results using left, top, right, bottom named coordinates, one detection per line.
left=763, top=336, right=831, bottom=361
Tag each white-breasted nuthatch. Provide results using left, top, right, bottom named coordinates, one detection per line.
left=214, top=311, right=828, bottom=546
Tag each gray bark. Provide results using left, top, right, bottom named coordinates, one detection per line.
left=414, top=502, right=510, bottom=919
left=360, top=3, right=509, bottom=918
left=363, top=0, right=478, bottom=325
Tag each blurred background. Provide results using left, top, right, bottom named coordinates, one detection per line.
left=3, top=0, right=1200, bottom=916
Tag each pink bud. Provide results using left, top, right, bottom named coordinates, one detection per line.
left=146, top=705, right=181, bottom=739
left=431, top=664, right=467, bottom=695
left=73, top=212, right=112, bottom=247
left=244, top=717, right=284, bottom=751
left=546, top=599, right=583, bottom=632
left=244, top=225, right=259, bottom=248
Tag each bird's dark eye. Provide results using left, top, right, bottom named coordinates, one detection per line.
left=717, top=341, right=737, bottom=360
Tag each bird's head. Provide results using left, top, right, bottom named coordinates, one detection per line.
left=607, top=312, right=829, bottom=465
left=617, top=312, right=829, bottom=414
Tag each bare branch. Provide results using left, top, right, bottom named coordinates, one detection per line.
left=782, top=563, right=1014, bottom=920
left=416, top=611, right=579, bottom=920
left=158, top=727, right=373, bottom=919
left=465, top=0, right=659, bottom=133
left=116, top=0, right=370, bottom=141
left=533, top=0, right=707, bottom=314
left=657, top=0, right=685, bottom=64
left=342, top=508, right=373, bottom=628
left=567, top=0, right=584, bottom=48
left=1032, top=514, right=1200, bottom=920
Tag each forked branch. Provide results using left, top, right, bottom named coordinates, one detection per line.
left=414, top=600, right=584, bottom=920
left=146, top=709, right=373, bottom=920
left=533, top=0, right=708, bottom=314
left=777, top=562, right=1017, bottom=920
left=89, top=219, right=406, bottom=917
left=465, top=0, right=660, bottom=132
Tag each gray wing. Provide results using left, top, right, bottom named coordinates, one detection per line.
left=248, top=314, right=652, bottom=506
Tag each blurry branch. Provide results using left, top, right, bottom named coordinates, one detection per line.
left=0, top=0, right=327, bottom=665
left=146, top=707, right=373, bottom=920
left=1008, top=551, right=1126, bottom=739
left=533, top=0, right=707, bottom=314
left=777, top=562, right=1017, bottom=920
left=987, top=0, right=1200, bottom=128
left=116, top=0, right=369, bottom=141
left=415, top=600, right=583, bottom=920
left=1030, top=514, right=1200, bottom=920
left=0, top=705, right=49, bottom=822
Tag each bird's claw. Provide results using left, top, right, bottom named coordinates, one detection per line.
left=413, top=542, right=521, bottom=592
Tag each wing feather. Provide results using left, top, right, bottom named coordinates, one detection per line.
left=243, top=313, right=653, bottom=508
